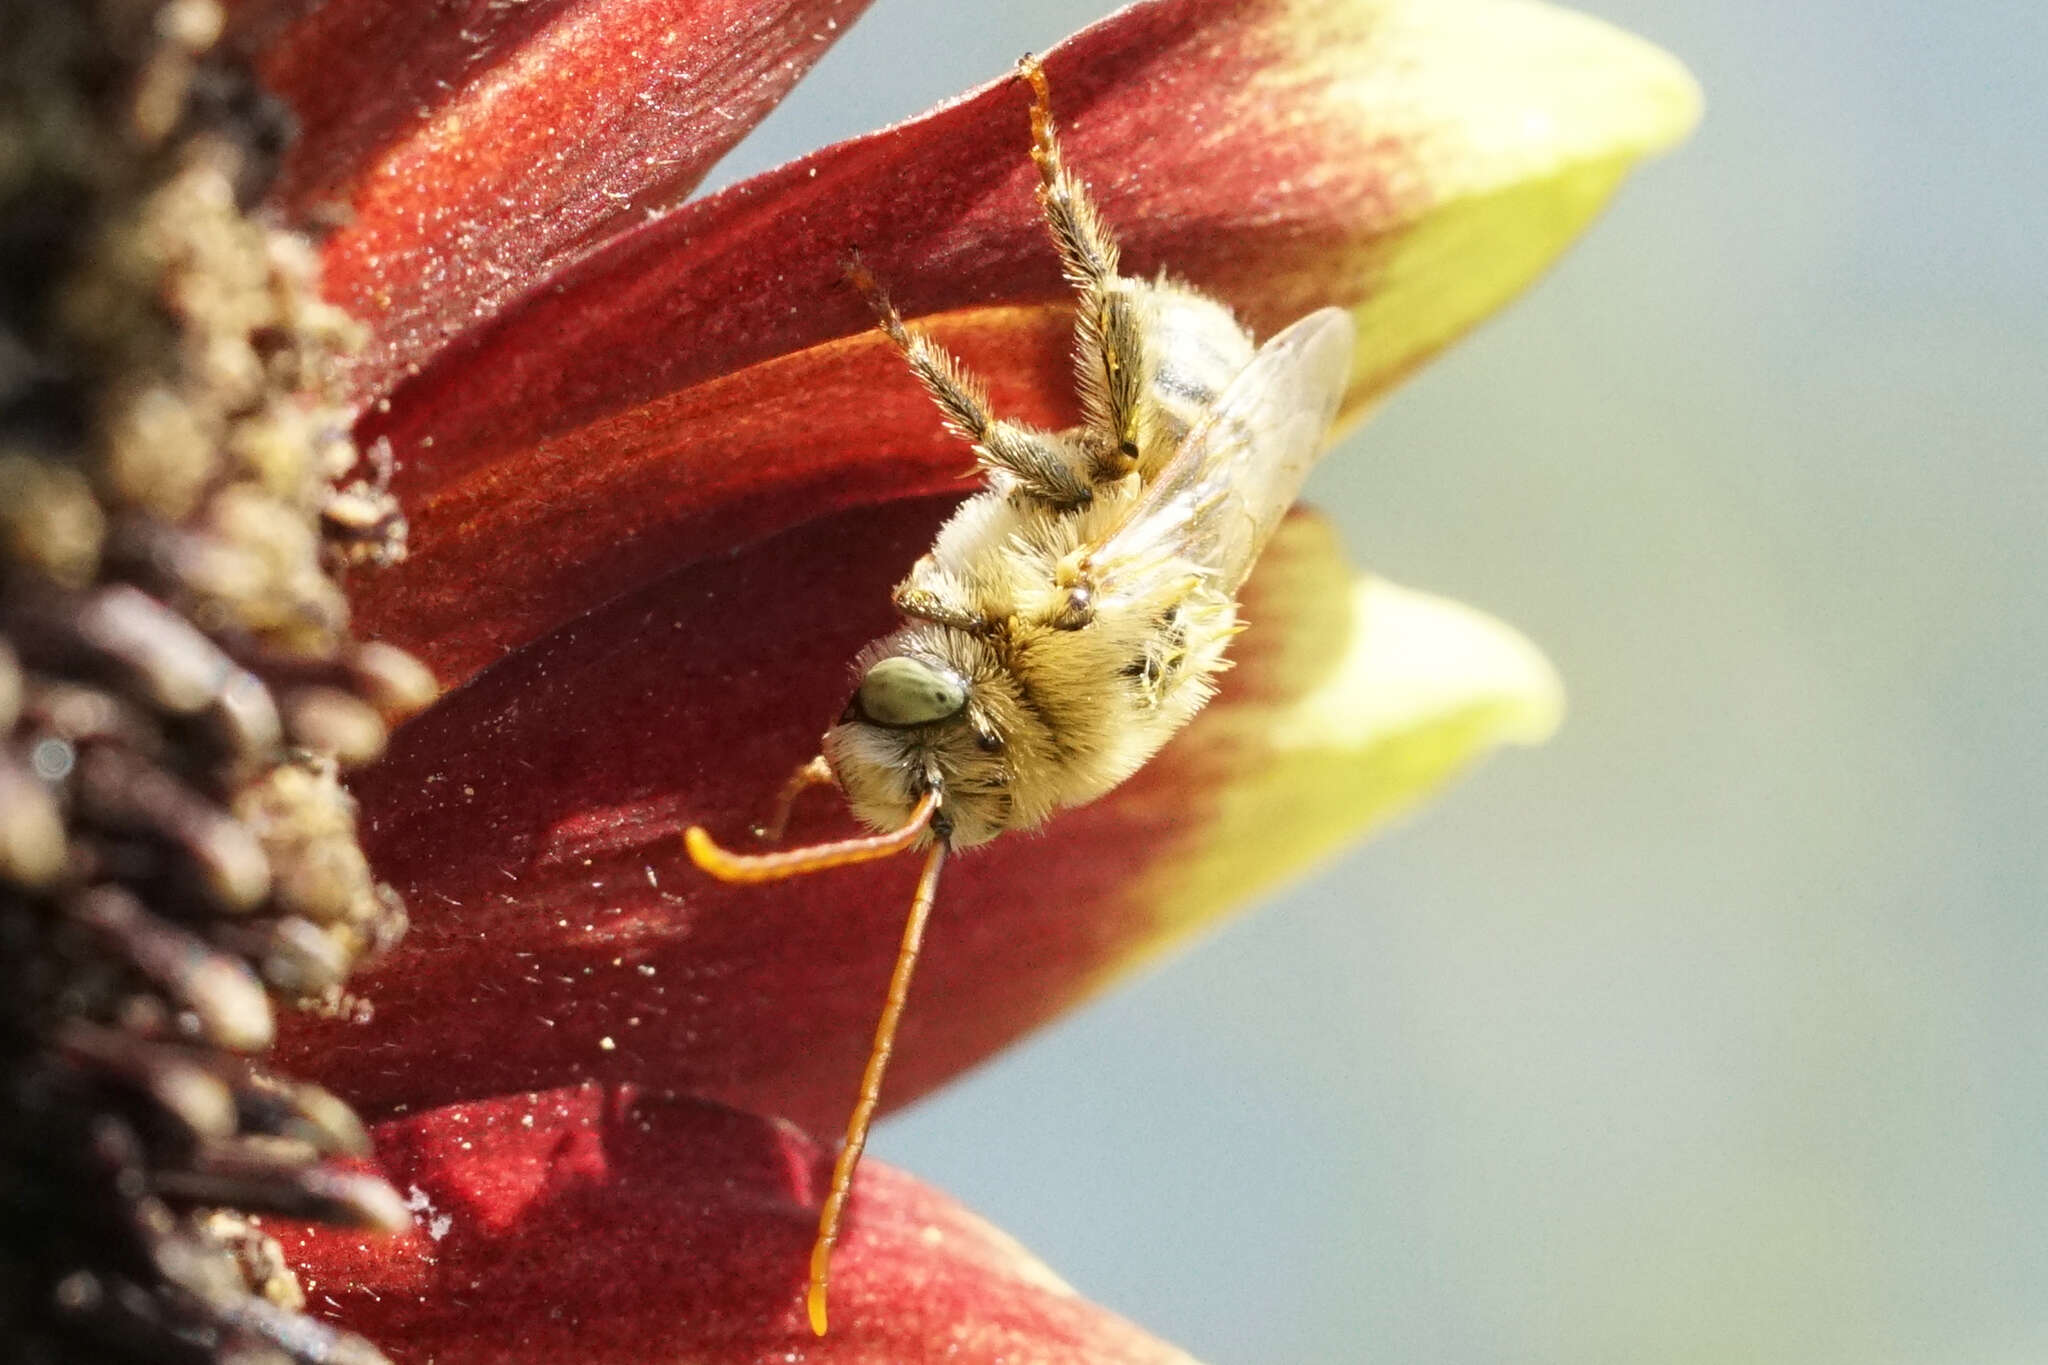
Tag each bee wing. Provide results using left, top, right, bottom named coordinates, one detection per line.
left=1089, top=307, right=1355, bottom=598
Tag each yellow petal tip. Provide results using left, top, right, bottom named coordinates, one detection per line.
left=1127, top=555, right=1567, bottom=953
left=1270, top=576, right=1565, bottom=755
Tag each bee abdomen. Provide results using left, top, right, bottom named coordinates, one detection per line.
left=1140, top=288, right=1257, bottom=454
left=1146, top=359, right=1224, bottom=447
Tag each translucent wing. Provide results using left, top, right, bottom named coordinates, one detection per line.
left=1088, top=307, right=1355, bottom=598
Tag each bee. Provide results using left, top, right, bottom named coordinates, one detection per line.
left=685, top=56, right=1354, bottom=1336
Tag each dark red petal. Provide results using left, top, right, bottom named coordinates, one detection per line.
left=342, top=0, right=1694, bottom=685
left=273, top=508, right=1561, bottom=1135
left=355, top=309, right=1073, bottom=682
left=232, top=0, right=874, bottom=398
left=278, top=1084, right=1202, bottom=1362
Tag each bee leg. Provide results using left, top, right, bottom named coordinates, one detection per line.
left=892, top=582, right=1001, bottom=635
left=845, top=255, right=1092, bottom=508
left=1043, top=551, right=1097, bottom=631
left=1047, top=584, right=1094, bottom=631
left=891, top=555, right=1007, bottom=633
left=1018, top=55, right=1149, bottom=487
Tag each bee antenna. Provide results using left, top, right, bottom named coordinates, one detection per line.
left=686, top=782, right=953, bottom=1334
left=682, top=788, right=938, bottom=883
left=759, top=754, right=838, bottom=842
left=806, top=836, right=949, bottom=1336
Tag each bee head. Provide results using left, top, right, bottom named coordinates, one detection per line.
left=824, top=637, right=1014, bottom=848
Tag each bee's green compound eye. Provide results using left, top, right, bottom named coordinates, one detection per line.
left=855, top=656, right=967, bottom=727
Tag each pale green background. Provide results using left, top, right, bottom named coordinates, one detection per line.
left=703, top=3, right=2048, bottom=1362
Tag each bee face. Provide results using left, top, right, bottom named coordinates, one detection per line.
left=824, top=633, right=1022, bottom=848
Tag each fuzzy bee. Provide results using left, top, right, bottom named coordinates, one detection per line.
left=685, top=56, right=1354, bottom=1335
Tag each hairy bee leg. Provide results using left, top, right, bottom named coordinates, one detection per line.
left=892, top=582, right=998, bottom=634
left=1018, top=55, right=1149, bottom=484
left=808, top=838, right=949, bottom=1336
left=887, top=552, right=1003, bottom=633
left=845, top=256, right=1093, bottom=507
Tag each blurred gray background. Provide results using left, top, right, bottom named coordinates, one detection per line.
left=702, top=3, right=2048, bottom=1362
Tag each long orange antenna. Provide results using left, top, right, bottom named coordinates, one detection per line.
left=806, top=839, right=948, bottom=1336
left=683, top=782, right=950, bottom=1334
left=682, top=788, right=938, bottom=883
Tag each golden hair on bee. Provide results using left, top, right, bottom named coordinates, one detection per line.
left=684, top=54, right=1354, bottom=1337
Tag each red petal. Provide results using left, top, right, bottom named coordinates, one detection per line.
left=234, top=0, right=874, bottom=398
left=279, top=1083, right=1201, bottom=1362
left=355, top=309, right=1073, bottom=682
left=342, top=0, right=1692, bottom=685
left=276, top=503, right=1352, bottom=1134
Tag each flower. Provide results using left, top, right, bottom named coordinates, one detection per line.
left=0, top=4, right=455, bottom=1361
left=229, top=0, right=1696, bottom=1358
